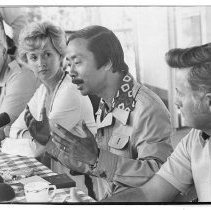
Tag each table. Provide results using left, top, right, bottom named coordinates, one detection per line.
left=0, top=152, right=95, bottom=203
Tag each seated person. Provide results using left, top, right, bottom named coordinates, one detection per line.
left=102, top=43, right=211, bottom=202
left=0, top=7, right=28, bottom=45
left=0, top=20, right=40, bottom=141
left=5, top=21, right=96, bottom=190
left=46, top=25, right=173, bottom=201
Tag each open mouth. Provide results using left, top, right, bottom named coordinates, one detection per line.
left=72, top=78, right=84, bottom=85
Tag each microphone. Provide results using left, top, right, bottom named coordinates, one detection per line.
left=0, top=175, right=3, bottom=183
left=0, top=183, right=15, bottom=202
left=0, top=112, right=10, bottom=128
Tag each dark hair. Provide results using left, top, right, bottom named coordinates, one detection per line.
left=166, top=43, right=211, bottom=92
left=67, top=25, right=128, bottom=74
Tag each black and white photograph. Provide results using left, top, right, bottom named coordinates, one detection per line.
left=0, top=0, right=210, bottom=208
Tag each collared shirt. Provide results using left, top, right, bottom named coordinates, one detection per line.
left=99, top=73, right=136, bottom=116
left=89, top=74, right=173, bottom=201
left=0, top=60, right=40, bottom=124
left=157, top=129, right=211, bottom=202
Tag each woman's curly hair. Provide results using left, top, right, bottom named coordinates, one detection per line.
left=18, top=21, right=66, bottom=64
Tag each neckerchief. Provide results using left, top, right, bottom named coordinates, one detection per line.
left=99, top=73, right=136, bottom=122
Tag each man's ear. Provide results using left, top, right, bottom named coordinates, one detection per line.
left=205, top=93, right=211, bottom=112
left=104, top=60, right=112, bottom=71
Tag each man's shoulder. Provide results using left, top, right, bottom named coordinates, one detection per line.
left=179, top=128, right=202, bottom=150
left=6, top=60, right=37, bottom=84
left=132, top=82, right=169, bottom=113
left=133, top=82, right=162, bottom=102
left=182, top=128, right=201, bottom=141
left=8, top=60, right=31, bottom=75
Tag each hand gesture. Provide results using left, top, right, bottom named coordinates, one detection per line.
left=24, top=105, right=51, bottom=145
left=51, top=121, right=99, bottom=165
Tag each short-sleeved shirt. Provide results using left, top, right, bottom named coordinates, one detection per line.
left=0, top=60, right=40, bottom=124
left=157, top=129, right=211, bottom=202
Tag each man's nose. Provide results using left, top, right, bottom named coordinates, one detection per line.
left=69, top=63, right=77, bottom=77
left=38, top=56, right=46, bottom=67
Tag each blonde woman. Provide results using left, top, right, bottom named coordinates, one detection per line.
left=4, top=22, right=97, bottom=191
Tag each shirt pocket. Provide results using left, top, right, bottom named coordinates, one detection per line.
left=108, top=135, right=130, bottom=157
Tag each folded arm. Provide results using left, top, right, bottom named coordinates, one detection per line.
left=101, top=174, right=180, bottom=202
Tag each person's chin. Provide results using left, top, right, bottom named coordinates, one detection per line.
left=76, top=84, right=87, bottom=95
left=79, top=88, right=88, bottom=96
left=80, top=89, right=88, bottom=96
left=38, top=72, right=48, bottom=80
left=40, top=77, right=49, bottom=83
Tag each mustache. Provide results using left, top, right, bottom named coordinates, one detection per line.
left=72, top=78, right=84, bottom=85
left=38, top=68, right=47, bottom=73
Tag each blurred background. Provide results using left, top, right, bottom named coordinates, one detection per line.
left=3, top=6, right=210, bottom=129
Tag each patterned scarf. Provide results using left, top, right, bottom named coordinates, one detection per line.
left=99, top=73, right=136, bottom=121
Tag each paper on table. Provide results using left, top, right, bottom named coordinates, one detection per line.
left=1, top=138, right=45, bottom=157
